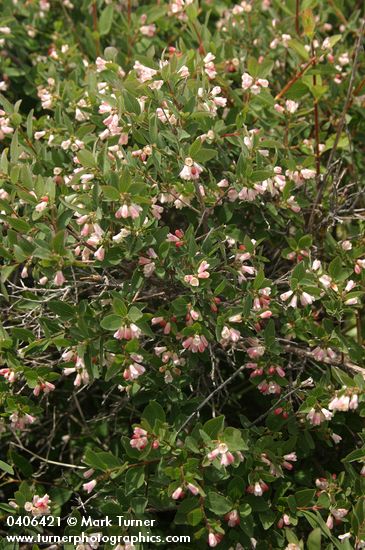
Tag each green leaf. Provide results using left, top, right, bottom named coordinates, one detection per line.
left=102, top=185, right=120, bottom=201
left=307, top=528, right=321, bottom=550
left=52, top=230, right=66, bottom=254
left=113, top=297, right=128, bottom=316
left=99, top=5, right=114, bottom=36
left=100, top=314, right=123, bottom=330
left=295, top=489, right=316, bottom=507
left=203, top=415, right=225, bottom=438
left=77, top=149, right=97, bottom=168
left=223, top=427, right=248, bottom=451
left=1, top=265, right=16, bottom=283
left=193, top=148, right=217, bottom=163
left=342, top=448, right=365, bottom=463
left=48, top=300, right=74, bottom=320
left=264, top=319, right=275, bottom=347
left=123, top=91, right=141, bottom=115
left=292, top=261, right=306, bottom=282
left=5, top=216, right=31, bottom=233
left=0, top=460, right=14, bottom=475
left=125, top=466, right=145, bottom=495
left=187, top=507, right=204, bottom=526
left=259, top=509, right=276, bottom=530
left=205, top=491, right=232, bottom=515
left=142, top=401, right=166, bottom=427
left=328, top=257, right=342, bottom=280
left=128, top=306, right=143, bottom=322
left=288, top=39, right=310, bottom=60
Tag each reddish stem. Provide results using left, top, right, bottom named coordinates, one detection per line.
left=275, top=56, right=316, bottom=100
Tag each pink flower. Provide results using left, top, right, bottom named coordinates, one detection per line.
left=113, top=324, right=141, bottom=340
left=140, top=24, right=156, bottom=37
left=274, top=103, right=285, bottom=113
left=54, top=270, right=66, bottom=286
left=182, top=334, right=208, bottom=353
left=123, top=362, right=146, bottom=380
left=220, top=451, right=235, bottom=466
left=130, top=427, right=148, bottom=450
left=220, top=326, right=241, bottom=345
left=328, top=395, right=350, bottom=412
left=207, top=442, right=235, bottom=467
left=94, top=246, right=105, bottom=261
left=115, top=203, right=142, bottom=219
left=300, top=291, right=315, bottom=306
left=241, top=72, right=254, bottom=89
left=178, top=65, right=190, bottom=78
left=10, top=412, right=35, bottom=430
left=331, top=433, right=342, bottom=444
left=197, top=260, right=210, bottom=278
left=172, top=487, right=184, bottom=500
left=242, top=72, right=268, bottom=94
left=345, top=297, right=359, bottom=305
left=225, top=509, right=240, bottom=527
left=208, top=533, right=223, bottom=547
left=179, top=157, right=203, bottom=180
left=187, top=483, right=199, bottom=495
left=280, top=290, right=293, bottom=301
left=247, top=480, right=269, bottom=496
left=331, top=508, right=348, bottom=520
left=33, top=381, right=55, bottom=396
left=355, top=259, right=365, bottom=274
left=133, top=60, right=157, bottom=83
left=341, top=240, right=352, bottom=251
left=0, top=368, right=17, bottom=383
left=307, top=407, right=332, bottom=425
left=349, top=394, right=359, bottom=409
left=315, top=478, right=329, bottom=490
left=259, top=310, right=272, bottom=319
left=24, top=494, right=51, bottom=516
left=204, top=53, right=217, bottom=79
left=326, top=514, right=334, bottom=529
left=285, top=100, right=299, bottom=113
left=83, top=479, right=97, bottom=494
left=247, top=345, right=265, bottom=359
left=95, top=56, right=107, bottom=72
left=35, top=198, right=49, bottom=212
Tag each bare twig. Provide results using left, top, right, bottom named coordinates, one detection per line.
left=178, top=364, right=247, bottom=433
left=10, top=442, right=87, bottom=470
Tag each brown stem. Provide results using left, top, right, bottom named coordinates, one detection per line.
left=127, top=0, right=131, bottom=24
left=92, top=1, right=100, bottom=57
left=275, top=56, right=316, bottom=100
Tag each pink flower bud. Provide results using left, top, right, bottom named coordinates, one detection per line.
left=54, top=270, right=66, bottom=286
left=187, top=483, right=199, bottom=495
left=83, top=479, right=97, bottom=493
left=172, top=487, right=184, bottom=500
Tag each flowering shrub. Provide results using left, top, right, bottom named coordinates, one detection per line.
left=0, top=0, right=365, bottom=548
